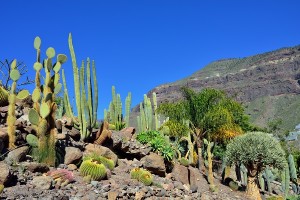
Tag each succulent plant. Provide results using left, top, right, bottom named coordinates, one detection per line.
left=62, top=33, right=98, bottom=141
left=83, top=153, right=115, bottom=170
left=0, top=85, right=9, bottom=107
left=28, top=36, right=67, bottom=166
left=79, top=159, right=107, bottom=181
left=46, top=169, right=74, bottom=187
left=130, top=168, right=142, bottom=180
left=7, top=59, right=29, bottom=149
left=138, top=170, right=153, bottom=186
left=26, top=134, right=38, bottom=148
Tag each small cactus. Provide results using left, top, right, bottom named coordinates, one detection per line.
left=46, top=169, right=74, bottom=187
left=26, top=134, right=38, bottom=148
left=130, top=168, right=142, bottom=179
left=80, top=159, right=107, bottom=181
left=138, top=170, right=153, bottom=186
left=288, top=154, right=297, bottom=183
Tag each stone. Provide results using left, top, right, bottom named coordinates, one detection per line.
left=67, top=164, right=78, bottom=171
left=5, top=146, right=29, bottom=165
left=22, top=161, right=50, bottom=173
left=141, top=152, right=166, bottom=177
left=0, top=162, right=11, bottom=185
left=61, top=116, right=73, bottom=127
left=189, top=166, right=204, bottom=191
left=171, top=163, right=189, bottom=185
left=0, top=127, right=8, bottom=141
left=66, top=127, right=81, bottom=140
left=31, top=176, right=53, bottom=190
left=84, top=143, right=118, bottom=165
left=64, top=147, right=83, bottom=165
left=56, top=133, right=67, bottom=140
left=135, top=191, right=145, bottom=200
left=107, top=190, right=118, bottom=200
left=56, top=120, right=62, bottom=132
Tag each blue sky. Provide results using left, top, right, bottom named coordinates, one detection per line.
left=1, top=1, right=300, bottom=119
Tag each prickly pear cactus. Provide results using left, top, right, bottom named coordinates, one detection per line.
left=7, top=59, right=29, bottom=149
left=28, top=36, right=67, bottom=165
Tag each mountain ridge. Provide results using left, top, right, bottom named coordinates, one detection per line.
left=131, top=44, right=300, bottom=131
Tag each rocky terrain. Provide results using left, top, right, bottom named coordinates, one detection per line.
left=132, top=45, right=300, bottom=131
left=0, top=98, right=256, bottom=200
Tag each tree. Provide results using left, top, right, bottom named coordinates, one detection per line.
left=225, top=132, right=286, bottom=200
left=157, top=87, right=252, bottom=189
left=0, top=59, right=34, bottom=91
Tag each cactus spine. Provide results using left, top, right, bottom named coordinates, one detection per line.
left=7, top=59, right=29, bottom=149
left=62, top=33, right=98, bottom=141
left=29, top=36, right=66, bottom=165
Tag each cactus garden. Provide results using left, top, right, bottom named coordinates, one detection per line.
left=0, top=34, right=299, bottom=200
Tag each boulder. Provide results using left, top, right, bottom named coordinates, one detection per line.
left=31, top=176, right=53, bottom=190
left=0, top=162, right=11, bottom=185
left=84, top=143, right=118, bottom=165
left=189, top=166, right=203, bottom=192
left=171, top=163, right=189, bottom=185
left=5, top=146, right=29, bottom=165
left=22, top=161, right=50, bottom=173
left=64, top=147, right=83, bottom=165
left=141, top=152, right=166, bottom=177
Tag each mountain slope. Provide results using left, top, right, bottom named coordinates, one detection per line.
left=132, top=45, right=300, bottom=131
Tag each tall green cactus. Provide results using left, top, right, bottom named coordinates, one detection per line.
left=62, top=33, right=98, bottom=141
left=288, top=154, right=297, bottom=183
left=125, top=92, right=132, bottom=127
left=104, top=86, right=131, bottom=130
left=7, top=59, right=30, bottom=149
left=137, top=93, right=159, bottom=133
left=0, top=85, right=9, bottom=107
left=263, top=166, right=274, bottom=193
left=28, top=36, right=66, bottom=165
left=281, top=163, right=290, bottom=196
left=240, top=164, right=248, bottom=186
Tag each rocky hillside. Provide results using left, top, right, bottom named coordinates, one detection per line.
left=132, top=45, right=300, bottom=131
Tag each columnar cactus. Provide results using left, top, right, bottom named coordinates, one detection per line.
left=125, top=92, right=132, bottom=127
left=263, top=166, right=274, bottom=193
left=7, top=59, right=29, bottom=149
left=281, top=163, right=290, bottom=196
left=62, top=33, right=98, bottom=141
left=28, top=36, right=67, bottom=165
left=104, top=86, right=131, bottom=130
left=288, top=154, right=297, bottom=183
left=137, top=93, right=160, bottom=132
left=0, top=85, right=9, bottom=107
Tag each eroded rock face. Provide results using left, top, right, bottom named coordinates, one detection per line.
left=131, top=46, right=300, bottom=129
left=171, top=164, right=189, bottom=185
left=141, top=152, right=166, bottom=177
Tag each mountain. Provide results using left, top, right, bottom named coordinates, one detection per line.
left=131, top=45, right=300, bottom=131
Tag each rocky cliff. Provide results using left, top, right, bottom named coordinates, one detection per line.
left=132, top=45, right=300, bottom=131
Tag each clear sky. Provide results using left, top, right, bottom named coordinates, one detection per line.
left=1, top=1, right=300, bottom=119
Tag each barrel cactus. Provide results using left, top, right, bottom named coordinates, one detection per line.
left=130, top=168, right=142, bottom=179
left=138, top=170, right=153, bottom=186
left=79, top=159, right=107, bottom=181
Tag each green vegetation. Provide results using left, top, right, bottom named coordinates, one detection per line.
left=62, top=33, right=98, bottom=141
left=136, top=130, right=174, bottom=161
left=130, top=168, right=153, bottom=186
left=225, top=132, right=286, bottom=200
left=7, top=59, right=29, bottom=149
left=104, top=86, right=131, bottom=130
left=137, top=93, right=160, bottom=133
